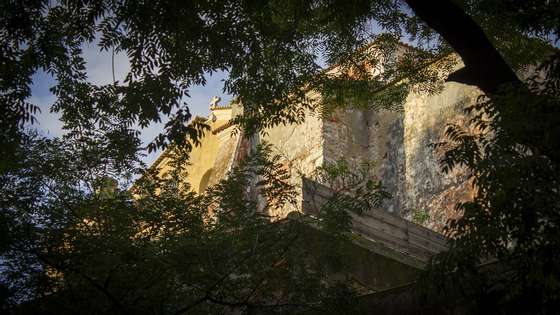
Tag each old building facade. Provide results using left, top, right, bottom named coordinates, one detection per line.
left=150, top=73, right=479, bottom=234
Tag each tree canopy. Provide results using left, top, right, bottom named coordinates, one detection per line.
left=2, top=134, right=384, bottom=313
left=2, top=0, right=560, bottom=314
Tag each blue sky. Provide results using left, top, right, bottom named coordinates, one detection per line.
left=28, top=42, right=232, bottom=165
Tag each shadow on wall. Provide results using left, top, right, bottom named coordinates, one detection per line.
left=199, top=168, right=213, bottom=192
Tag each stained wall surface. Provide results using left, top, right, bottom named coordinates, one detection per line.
left=401, top=81, right=479, bottom=230
left=260, top=68, right=479, bottom=231
left=148, top=66, right=481, bottom=233
left=261, top=106, right=325, bottom=217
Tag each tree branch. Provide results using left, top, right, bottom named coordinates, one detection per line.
left=36, top=253, right=127, bottom=314
left=404, top=0, right=521, bottom=95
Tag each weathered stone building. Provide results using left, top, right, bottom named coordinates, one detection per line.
left=146, top=53, right=486, bottom=306
left=147, top=42, right=496, bottom=280
left=150, top=65, right=478, bottom=234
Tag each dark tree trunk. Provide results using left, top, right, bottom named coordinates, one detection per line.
left=405, top=0, right=560, bottom=163
left=404, top=0, right=521, bottom=95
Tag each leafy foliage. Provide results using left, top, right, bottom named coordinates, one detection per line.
left=0, top=0, right=453, bottom=155
left=310, top=159, right=391, bottom=237
left=3, top=0, right=560, bottom=313
left=410, top=208, right=430, bottom=225
left=1, top=134, right=361, bottom=314
left=426, top=52, right=560, bottom=313
left=2, top=1, right=554, bottom=148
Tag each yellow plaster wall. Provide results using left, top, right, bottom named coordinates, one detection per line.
left=152, top=106, right=240, bottom=194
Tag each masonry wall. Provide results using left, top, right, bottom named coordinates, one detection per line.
left=261, top=107, right=325, bottom=217
left=322, top=109, right=370, bottom=166
left=261, top=78, right=479, bottom=232
left=321, top=108, right=407, bottom=215
left=366, top=109, right=407, bottom=215
left=149, top=70, right=480, bottom=234
left=401, top=82, right=479, bottom=231
left=313, top=80, right=479, bottom=232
